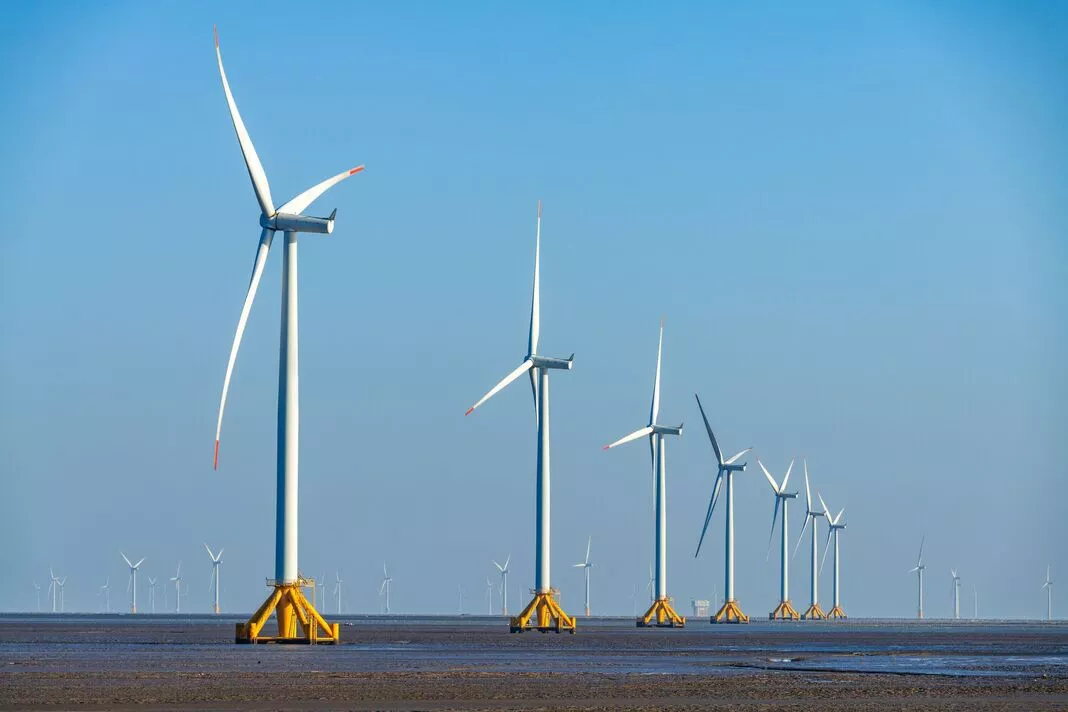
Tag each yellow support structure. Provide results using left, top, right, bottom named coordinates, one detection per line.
left=827, top=605, right=847, bottom=620
left=510, top=589, right=576, bottom=633
left=236, top=577, right=339, bottom=644
left=802, top=602, right=827, bottom=620
left=712, top=599, right=749, bottom=623
left=769, top=600, right=801, bottom=620
left=637, top=597, right=686, bottom=627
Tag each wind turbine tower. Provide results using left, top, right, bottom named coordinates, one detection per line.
left=379, top=565, right=392, bottom=614
left=99, top=578, right=111, bottom=613
left=33, top=582, right=41, bottom=612
left=909, top=536, right=927, bottom=619
left=794, top=462, right=827, bottom=620
left=47, top=569, right=61, bottom=613
left=485, top=578, right=496, bottom=614
left=951, top=569, right=961, bottom=620
left=464, top=202, right=576, bottom=633
left=148, top=577, right=158, bottom=614
left=819, top=496, right=847, bottom=619
left=333, top=571, right=343, bottom=615
left=492, top=556, right=510, bottom=616
left=210, top=27, right=362, bottom=644
left=694, top=394, right=752, bottom=623
left=205, top=544, right=224, bottom=614
left=759, top=458, right=800, bottom=620
left=171, top=563, right=183, bottom=614
left=1043, top=566, right=1054, bottom=621
left=572, top=537, right=594, bottom=618
left=121, top=553, right=145, bottom=614
left=604, top=321, right=685, bottom=627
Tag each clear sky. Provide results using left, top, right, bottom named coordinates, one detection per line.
left=1, top=1, right=1065, bottom=619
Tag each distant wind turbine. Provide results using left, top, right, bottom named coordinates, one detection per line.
left=33, top=581, right=41, bottom=612
left=99, top=578, right=111, bottom=613
left=1043, top=566, right=1054, bottom=621
left=572, top=537, right=594, bottom=618
left=120, top=553, right=145, bottom=614
left=47, top=568, right=62, bottom=613
left=204, top=544, right=223, bottom=614
left=379, top=565, right=392, bottom=614
left=794, top=461, right=827, bottom=620
left=951, top=569, right=961, bottom=620
left=148, top=577, right=158, bottom=614
left=908, top=536, right=927, bottom=619
left=334, top=571, right=343, bottom=615
left=819, top=495, right=847, bottom=619
left=492, top=556, right=510, bottom=616
left=170, top=562, right=183, bottom=614
left=758, top=458, right=799, bottom=620
left=485, top=578, right=496, bottom=615
left=317, top=573, right=326, bottom=610
left=694, top=394, right=752, bottom=623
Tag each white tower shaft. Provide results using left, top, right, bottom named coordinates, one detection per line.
left=276, top=231, right=300, bottom=584
left=810, top=517, right=819, bottom=606
left=725, top=472, right=735, bottom=601
left=833, top=530, right=840, bottom=608
left=535, top=367, right=551, bottom=594
left=131, top=570, right=137, bottom=614
left=918, top=569, right=924, bottom=619
left=780, top=499, right=789, bottom=602
left=655, top=435, right=667, bottom=600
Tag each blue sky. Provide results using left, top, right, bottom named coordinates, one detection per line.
left=0, top=1, right=1065, bottom=618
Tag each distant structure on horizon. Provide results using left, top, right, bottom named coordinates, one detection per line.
left=691, top=599, right=710, bottom=617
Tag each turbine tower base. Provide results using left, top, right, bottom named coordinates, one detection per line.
left=712, top=599, right=749, bottom=623
left=827, top=605, right=847, bottom=620
left=637, top=597, right=686, bottom=627
left=769, top=600, right=801, bottom=620
left=236, top=581, right=339, bottom=644
left=510, top=590, right=576, bottom=633
left=802, top=603, right=827, bottom=620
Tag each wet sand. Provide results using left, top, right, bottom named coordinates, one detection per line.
left=1, top=617, right=1066, bottom=710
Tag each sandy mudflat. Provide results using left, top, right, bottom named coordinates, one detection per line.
left=1, top=616, right=1066, bottom=711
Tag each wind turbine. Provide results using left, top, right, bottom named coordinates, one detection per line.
left=120, top=553, right=145, bottom=614
left=47, top=569, right=61, bottom=613
left=951, top=569, right=961, bottom=620
left=819, top=495, right=847, bottom=619
left=908, top=536, right=927, bottom=619
left=317, top=573, right=326, bottom=610
left=1043, top=566, right=1054, bottom=621
left=758, top=458, right=800, bottom=620
left=210, top=26, right=361, bottom=644
left=464, top=201, right=576, bottom=634
left=99, top=578, right=111, bottom=613
left=646, top=564, right=655, bottom=603
left=492, top=556, right=510, bottom=616
left=604, top=321, right=685, bottom=627
left=147, top=577, right=158, bottom=614
left=793, top=461, right=827, bottom=620
left=694, top=394, right=752, bottom=623
left=205, top=544, right=224, bottom=615
left=379, top=565, right=392, bottom=614
left=485, top=578, right=496, bottom=615
left=572, top=537, right=594, bottom=618
left=170, top=563, right=183, bottom=614
left=33, top=582, right=41, bottom=612
left=333, top=571, right=343, bottom=615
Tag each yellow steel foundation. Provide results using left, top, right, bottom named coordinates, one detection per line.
left=712, top=599, right=749, bottom=623
left=802, top=602, right=827, bottom=620
left=236, top=580, right=339, bottom=644
left=827, top=605, right=847, bottom=620
left=637, top=597, right=686, bottom=627
left=510, top=589, right=576, bottom=633
left=769, top=600, right=801, bottom=620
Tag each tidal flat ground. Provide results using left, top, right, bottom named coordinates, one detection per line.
left=1, top=615, right=1066, bottom=710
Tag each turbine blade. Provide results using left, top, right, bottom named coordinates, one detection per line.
left=820, top=528, right=833, bottom=574
left=917, top=535, right=926, bottom=565
left=120, top=552, right=132, bottom=568
left=528, top=368, right=539, bottom=422
left=766, top=496, right=781, bottom=561
left=465, top=360, right=534, bottom=416
left=214, top=228, right=275, bottom=468
left=134, top=558, right=145, bottom=569
left=650, top=319, right=663, bottom=426
left=503, top=554, right=510, bottom=570
left=585, top=536, right=591, bottom=565
left=528, top=201, right=541, bottom=358
left=127, top=576, right=132, bottom=594
left=794, top=514, right=811, bottom=558
left=214, top=26, right=275, bottom=216
left=781, top=459, right=794, bottom=490
left=724, top=447, right=751, bottom=465
left=204, top=543, right=214, bottom=559
left=693, top=393, right=724, bottom=465
left=603, top=425, right=654, bottom=450
left=817, top=492, right=830, bottom=520
left=695, top=471, right=723, bottom=557
left=804, top=461, right=812, bottom=512
left=758, top=459, right=778, bottom=492
left=277, top=165, right=365, bottom=216
left=835, top=508, right=845, bottom=525
left=493, top=560, right=503, bottom=572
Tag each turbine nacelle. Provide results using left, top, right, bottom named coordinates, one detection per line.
left=652, top=423, right=683, bottom=437
left=260, top=210, right=337, bottom=234
left=530, top=354, right=574, bottom=371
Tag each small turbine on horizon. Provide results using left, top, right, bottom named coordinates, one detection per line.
left=951, top=569, right=961, bottom=620
left=572, top=537, right=594, bottom=618
left=98, top=578, right=111, bottom=613
left=120, top=553, right=145, bottom=614
left=1043, top=566, right=1054, bottom=621
left=333, top=571, right=343, bottom=615
left=492, top=556, right=510, bottom=616
left=819, top=495, right=847, bottom=620
left=170, top=562, right=183, bottom=614
left=147, top=577, right=158, bottom=614
left=694, top=394, right=752, bottom=623
left=204, top=544, right=224, bottom=615
left=46, top=569, right=63, bottom=614
left=33, top=582, right=41, bottom=612
left=794, top=462, right=828, bottom=620
left=908, top=536, right=927, bottom=620
left=759, top=458, right=799, bottom=620
left=379, top=565, right=392, bottom=615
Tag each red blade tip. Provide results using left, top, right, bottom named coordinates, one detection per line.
left=213, top=440, right=220, bottom=470
left=602, top=445, right=611, bottom=450
left=349, top=165, right=366, bottom=175
left=213, top=25, right=219, bottom=49
left=464, top=407, right=475, bottom=416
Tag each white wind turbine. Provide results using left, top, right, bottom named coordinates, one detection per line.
left=908, top=536, right=927, bottom=619
left=464, top=201, right=576, bottom=633
left=1043, top=566, right=1054, bottom=621
left=47, top=569, right=62, bottom=613
left=604, top=320, right=685, bottom=627
left=204, top=544, right=224, bottom=615
left=819, top=495, right=847, bottom=619
left=33, top=582, right=41, bottom=612
left=333, top=571, right=343, bottom=615
left=492, top=556, right=511, bottom=616
left=147, top=577, right=158, bottom=614
left=99, top=578, right=111, bottom=613
left=210, top=26, right=363, bottom=643
left=572, top=537, right=594, bottom=618
left=317, top=573, right=326, bottom=610
left=951, top=569, right=961, bottom=620
left=170, top=562, right=183, bottom=614
left=120, top=553, right=145, bottom=614
left=758, top=458, right=799, bottom=620
left=694, top=394, right=752, bottom=623
left=646, top=564, right=655, bottom=603
left=379, top=565, right=392, bottom=614
left=485, top=578, right=496, bottom=615
left=793, top=461, right=827, bottom=620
